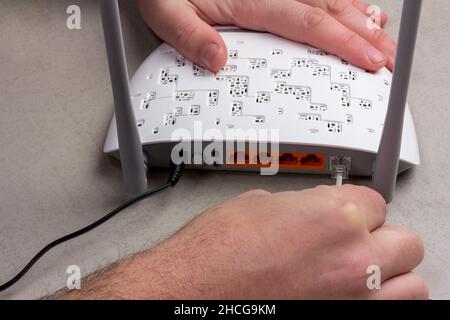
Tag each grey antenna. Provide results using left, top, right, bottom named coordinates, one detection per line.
left=100, top=0, right=148, bottom=194
left=373, top=0, right=423, bottom=203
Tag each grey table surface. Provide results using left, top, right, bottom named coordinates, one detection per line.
left=0, top=0, right=449, bottom=300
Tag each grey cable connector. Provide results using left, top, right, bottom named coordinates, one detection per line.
left=331, top=157, right=351, bottom=186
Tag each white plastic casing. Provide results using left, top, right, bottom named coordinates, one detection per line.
left=104, top=30, right=420, bottom=173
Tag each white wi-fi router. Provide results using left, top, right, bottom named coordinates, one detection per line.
left=100, top=0, right=422, bottom=203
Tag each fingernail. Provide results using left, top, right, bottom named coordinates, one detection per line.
left=201, top=43, right=220, bottom=71
left=367, top=46, right=387, bottom=65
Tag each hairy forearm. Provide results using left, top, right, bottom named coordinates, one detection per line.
left=57, top=237, right=195, bottom=300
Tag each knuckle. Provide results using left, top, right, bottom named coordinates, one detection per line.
left=313, top=185, right=340, bottom=204
left=342, top=32, right=360, bottom=51
left=344, top=248, right=372, bottom=275
left=344, top=185, right=387, bottom=217
left=239, top=189, right=271, bottom=198
left=324, top=0, right=353, bottom=15
left=174, top=20, right=199, bottom=49
left=403, top=231, right=425, bottom=262
left=233, top=0, right=276, bottom=29
left=371, top=28, right=389, bottom=45
left=355, top=185, right=384, bottom=202
left=414, top=276, right=430, bottom=300
left=402, top=273, right=429, bottom=300
left=386, top=226, right=425, bottom=264
left=231, top=0, right=260, bottom=27
left=314, top=184, right=338, bottom=195
left=322, top=244, right=370, bottom=288
left=334, top=199, right=366, bottom=230
left=313, top=185, right=365, bottom=229
left=357, top=185, right=385, bottom=204
left=302, top=7, right=328, bottom=29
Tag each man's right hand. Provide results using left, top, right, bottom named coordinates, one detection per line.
left=60, top=185, right=428, bottom=300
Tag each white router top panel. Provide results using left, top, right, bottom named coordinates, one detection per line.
left=104, top=30, right=420, bottom=167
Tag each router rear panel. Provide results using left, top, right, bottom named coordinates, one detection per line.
left=109, top=142, right=413, bottom=177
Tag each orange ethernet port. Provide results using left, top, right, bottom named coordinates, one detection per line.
left=227, top=151, right=326, bottom=171
left=277, top=152, right=325, bottom=170
left=230, top=151, right=262, bottom=167
left=299, top=153, right=326, bottom=170
left=279, top=153, right=299, bottom=166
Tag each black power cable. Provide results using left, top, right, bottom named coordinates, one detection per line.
left=0, top=163, right=184, bottom=293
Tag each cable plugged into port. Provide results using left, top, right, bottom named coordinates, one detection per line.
left=330, top=157, right=351, bottom=186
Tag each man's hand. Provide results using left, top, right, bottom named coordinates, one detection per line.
left=60, top=185, right=427, bottom=300
left=138, top=0, right=396, bottom=73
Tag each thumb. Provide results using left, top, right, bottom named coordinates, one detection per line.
left=139, top=0, right=227, bottom=73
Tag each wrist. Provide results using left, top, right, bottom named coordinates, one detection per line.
left=121, top=241, right=195, bottom=299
